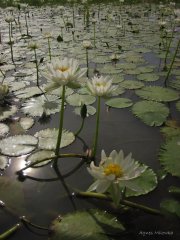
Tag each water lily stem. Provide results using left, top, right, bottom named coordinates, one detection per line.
left=93, top=23, right=96, bottom=48
left=0, top=68, right=5, bottom=81
left=92, top=96, right=101, bottom=159
left=34, top=48, right=39, bottom=87
left=17, top=153, right=87, bottom=172
left=75, top=118, right=85, bottom=137
left=164, top=39, right=180, bottom=87
left=8, top=23, right=14, bottom=63
left=55, top=85, right=66, bottom=157
left=86, top=48, right=89, bottom=78
left=48, top=37, right=51, bottom=61
left=0, top=223, right=21, bottom=240
left=20, top=216, right=49, bottom=231
left=77, top=191, right=163, bottom=216
left=25, top=12, right=29, bottom=36
left=164, top=25, right=175, bottom=70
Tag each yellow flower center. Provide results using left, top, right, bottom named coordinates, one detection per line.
left=104, top=163, right=123, bottom=178
left=96, top=82, right=106, bottom=87
left=57, top=66, right=69, bottom=72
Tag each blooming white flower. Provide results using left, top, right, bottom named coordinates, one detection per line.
left=5, top=15, right=15, bottom=23
left=87, top=150, right=147, bottom=194
left=28, top=41, right=39, bottom=50
left=43, top=31, right=53, bottom=39
left=82, top=40, right=92, bottom=49
left=87, top=75, right=117, bottom=97
left=43, top=58, right=86, bottom=91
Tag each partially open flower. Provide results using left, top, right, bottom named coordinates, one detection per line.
left=87, top=75, right=118, bottom=97
left=43, top=58, right=86, bottom=91
left=87, top=149, right=147, bottom=194
left=0, top=84, right=9, bottom=100
left=82, top=40, right=92, bottom=49
left=5, top=15, right=15, bottom=23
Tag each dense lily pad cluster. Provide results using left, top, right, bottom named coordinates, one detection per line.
left=0, top=0, right=180, bottom=239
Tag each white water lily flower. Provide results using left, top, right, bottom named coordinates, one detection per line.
left=87, top=75, right=118, bottom=97
left=82, top=40, right=92, bottom=49
left=28, top=41, right=39, bottom=50
left=87, top=150, right=147, bottom=193
left=5, top=15, right=15, bottom=23
left=43, top=58, right=86, bottom=91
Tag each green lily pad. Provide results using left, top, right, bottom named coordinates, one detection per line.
left=132, top=100, right=169, bottom=126
left=120, top=80, right=144, bottom=89
left=35, top=128, right=75, bottom=150
left=26, top=150, right=55, bottom=167
left=137, top=73, right=159, bottom=82
left=21, top=95, right=60, bottom=117
left=66, top=94, right=96, bottom=107
left=0, top=135, right=38, bottom=157
left=160, top=199, right=180, bottom=218
left=74, top=105, right=96, bottom=117
left=0, top=105, right=18, bottom=121
left=19, top=117, right=34, bottom=130
left=15, top=87, right=43, bottom=99
left=168, top=186, right=180, bottom=195
left=50, top=209, right=125, bottom=240
left=159, top=137, right=180, bottom=177
left=105, top=98, right=133, bottom=108
left=135, top=86, right=179, bottom=102
left=0, top=123, right=9, bottom=137
left=120, top=168, right=157, bottom=197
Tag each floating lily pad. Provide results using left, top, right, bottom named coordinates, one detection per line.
left=26, top=150, right=55, bottom=167
left=19, top=117, right=34, bottom=130
left=74, top=105, right=96, bottom=117
left=160, top=199, right=180, bottom=218
left=66, top=94, right=96, bottom=107
left=137, top=73, right=159, bottom=82
left=21, top=95, right=60, bottom=117
left=135, top=86, right=179, bottom=102
left=120, top=168, right=157, bottom=197
left=159, top=137, right=180, bottom=177
left=15, top=87, right=42, bottom=99
left=120, top=80, right=144, bottom=89
left=0, top=105, right=18, bottom=121
left=0, top=155, right=8, bottom=170
left=105, top=98, right=133, bottom=108
left=0, top=135, right=38, bottom=157
left=0, top=123, right=9, bottom=137
left=132, top=100, right=169, bottom=126
left=50, top=209, right=125, bottom=240
left=35, top=128, right=75, bottom=150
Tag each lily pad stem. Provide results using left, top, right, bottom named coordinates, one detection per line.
left=77, top=191, right=163, bottom=216
left=48, top=37, right=51, bottom=61
left=0, top=223, right=21, bottom=240
left=86, top=48, right=89, bottom=78
left=75, top=118, right=85, bottom=137
left=34, top=48, right=39, bottom=87
left=55, top=85, right=66, bottom=158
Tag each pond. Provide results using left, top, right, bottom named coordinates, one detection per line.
left=0, top=0, right=180, bottom=239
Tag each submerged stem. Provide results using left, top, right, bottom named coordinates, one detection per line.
left=48, top=37, right=51, bottom=60
left=75, top=118, right=85, bottom=137
left=86, top=48, right=89, bottom=78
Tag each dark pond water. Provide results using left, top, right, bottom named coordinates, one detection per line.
left=0, top=0, right=180, bottom=240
